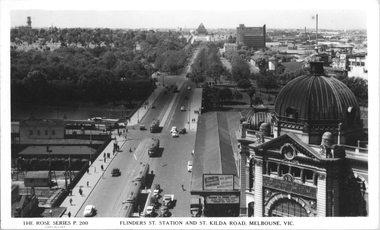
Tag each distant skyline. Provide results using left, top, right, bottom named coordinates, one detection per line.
left=3, top=0, right=375, bottom=31
left=10, top=9, right=367, bottom=30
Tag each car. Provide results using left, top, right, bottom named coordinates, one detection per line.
left=188, top=86, right=191, bottom=90
left=156, top=71, right=161, bottom=75
left=172, top=131, right=179, bottom=137
left=146, top=205, right=155, bottom=215
left=83, top=205, right=97, bottom=217
left=179, top=128, right=186, bottom=134
left=170, top=126, right=177, bottom=133
left=153, top=184, right=161, bottom=196
left=181, top=106, right=186, bottom=111
left=139, top=124, right=146, bottom=130
left=187, top=161, right=193, bottom=172
left=111, top=168, right=121, bottom=176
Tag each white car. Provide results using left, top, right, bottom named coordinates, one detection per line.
left=172, top=131, right=179, bottom=137
left=146, top=206, right=155, bottom=215
left=170, top=126, right=177, bottom=133
left=83, top=205, right=96, bottom=217
left=180, top=106, right=186, bottom=111
left=187, top=161, right=193, bottom=172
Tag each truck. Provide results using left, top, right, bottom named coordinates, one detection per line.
left=150, top=119, right=160, bottom=133
left=163, top=194, right=174, bottom=208
left=148, top=138, right=160, bottom=157
left=190, top=197, right=202, bottom=217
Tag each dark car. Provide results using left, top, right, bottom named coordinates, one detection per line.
left=111, top=168, right=121, bottom=176
left=179, top=128, right=186, bottom=134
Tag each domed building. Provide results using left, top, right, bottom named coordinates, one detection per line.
left=272, top=61, right=364, bottom=146
left=237, top=61, right=368, bottom=218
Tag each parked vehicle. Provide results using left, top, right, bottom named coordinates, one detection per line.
left=83, top=205, right=97, bottom=217
left=190, top=197, right=202, bottom=217
left=163, top=194, right=174, bottom=208
left=153, top=184, right=161, bottom=196
left=140, top=124, right=146, bottom=130
left=179, top=128, right=186, bottom=134
left=145, top=206, right=155, bottom=216
left=180, top=106, right=186, bottom=111
left=170, top=126, right=177, bottom=133
left=172, top=131, right=179, bottom=138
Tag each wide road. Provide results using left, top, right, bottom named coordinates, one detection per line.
left=77, top=49, right=200, bottom=217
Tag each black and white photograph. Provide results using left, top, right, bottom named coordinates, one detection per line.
left=1, top=0, right=379, bottom=229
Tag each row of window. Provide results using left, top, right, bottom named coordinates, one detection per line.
left=264, top=161, right=318, bottom=186
left=348, top=67, right=367, bottom=73
left=29, top=130, right=56, bottom=136
left=349, top=61, right=365, bottom=67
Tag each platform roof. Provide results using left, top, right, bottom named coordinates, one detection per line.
left=191, top=112, right=241, bottom=192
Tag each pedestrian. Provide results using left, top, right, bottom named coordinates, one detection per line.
left=103, top=153, right=106, bottom=158
left=118, top=132, right=121, bottom=137
left=67, top=211, right=71, bottom=218
left=69, top=198, right=73, bottom=206
left=94, top=167, right=96, bottom=173
left=69, top=189, right=72, bottom=196
left=181, top=184, right=184, bottom=191
left=87, top=180, right=89, bottom=187
left=79, top=188, right=83, bottom=196
left=101, top=164, right=104, bottom=171
left=50, top=209, right=53, bottom=217
left=86, top=168, right=89, bottom=174
left=104, top=157, right=106, bottom=163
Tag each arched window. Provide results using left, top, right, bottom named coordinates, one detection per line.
left=269, top=199, right=309, bottom=217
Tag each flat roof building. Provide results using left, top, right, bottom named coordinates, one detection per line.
left=236, top=24, right=266, bottom=49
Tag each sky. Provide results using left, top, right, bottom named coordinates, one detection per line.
left=2, top=0, right=375, bottom=30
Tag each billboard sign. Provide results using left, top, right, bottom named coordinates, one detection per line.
left=206, top=195, right=239, bottom=204
left=203, top=174, right=234, bottom=190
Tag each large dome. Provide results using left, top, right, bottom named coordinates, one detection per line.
left=274, top=65, right=360, bottom=123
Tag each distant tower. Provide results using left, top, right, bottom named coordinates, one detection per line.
left=27, top=16, right=31, bottom=27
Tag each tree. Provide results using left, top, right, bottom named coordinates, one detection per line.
left=256, top=74, right=279, bottom=93
left=237, top=79, right=252, bottom=90
left=247, top=87, right=256, bottom=107
left=219, top=88, right=233, bottom=105
left=231, top=53, right=250, bottom=82
left=233, top=90, right=243, bottom=102
left=206, top=63, right=224, bottom=84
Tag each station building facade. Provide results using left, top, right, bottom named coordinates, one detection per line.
left=238, top=62, right=368, bottom=217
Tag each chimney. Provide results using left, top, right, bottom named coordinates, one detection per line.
left=27, top=16, right=31, bottom=27
left=309, top=61, right=324, bottom=75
